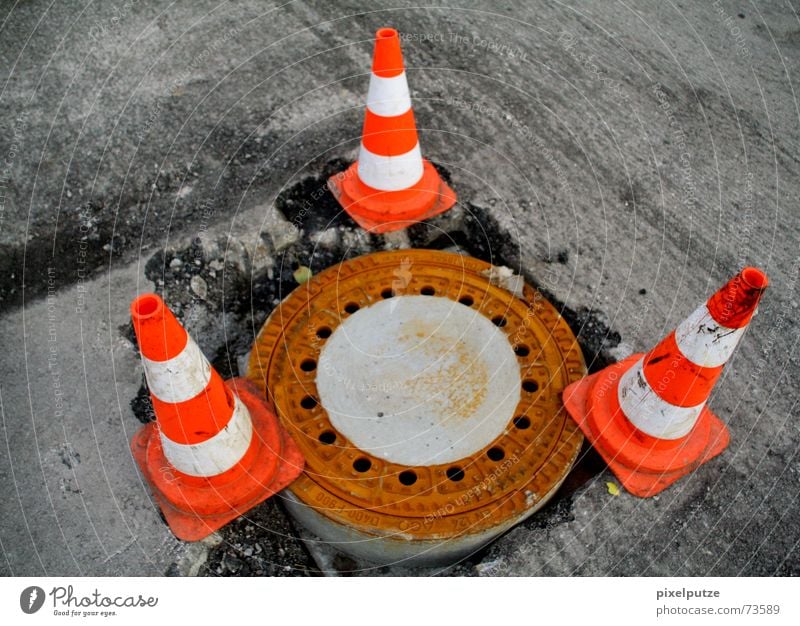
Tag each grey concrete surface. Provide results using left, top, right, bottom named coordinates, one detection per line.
left=1, top=0, right=798, bottom=576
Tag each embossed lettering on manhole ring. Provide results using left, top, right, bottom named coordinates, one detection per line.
left=247, top=250, right=585, bottom=563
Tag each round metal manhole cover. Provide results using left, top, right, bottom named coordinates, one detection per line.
left=247, top=250, right=586, bottom=564
left=317, top=295, right=522, bottom=466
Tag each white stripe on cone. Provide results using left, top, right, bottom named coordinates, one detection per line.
left=357, top=143, right=424, bottom=191
left=366, top=72, right=412, bottom=117
left=142, top=338, right=212, bottom=403
left=160, top=394, right=254, bottom=477
left=674, top=304, right=746, bottom=368
left=617, top=357, right=704, bottom=440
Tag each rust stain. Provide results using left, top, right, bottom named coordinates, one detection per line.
left=398, top=321, right=489, bottom=422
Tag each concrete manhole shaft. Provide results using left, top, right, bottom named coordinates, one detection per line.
left=247, top=250, right=586, bottom=566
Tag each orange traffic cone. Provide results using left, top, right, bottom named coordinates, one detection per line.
left=129, top=293, right=304, bottom=540
left=328, top=27, right=457, bottom=233
left=563, top=267, right=768, bottom=497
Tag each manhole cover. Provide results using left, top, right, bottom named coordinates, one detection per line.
left=247, top=250, right=586, bottom=566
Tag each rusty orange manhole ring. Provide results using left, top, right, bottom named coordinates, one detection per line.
left=247, top=249, right=586, bottom=565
